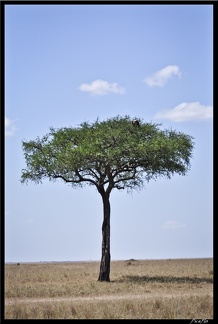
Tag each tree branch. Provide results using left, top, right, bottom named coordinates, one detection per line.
left=75, top=169, right=98, bottom=186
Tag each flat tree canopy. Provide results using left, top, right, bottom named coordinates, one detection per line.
left=21, top=115, right=194, bottom=281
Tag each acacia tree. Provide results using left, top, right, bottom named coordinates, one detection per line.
left=21, top=115, right=194, bottom=282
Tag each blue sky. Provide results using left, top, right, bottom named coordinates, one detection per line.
left=5, top=4, right=213, bottom=263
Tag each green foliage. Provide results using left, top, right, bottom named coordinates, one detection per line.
left=21, top=115, right=194, bottom=194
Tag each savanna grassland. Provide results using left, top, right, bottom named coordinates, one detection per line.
left=5, top=258, right=213, bottom=319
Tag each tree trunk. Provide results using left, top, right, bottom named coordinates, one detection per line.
left=98, top=193, right=111, bottom=282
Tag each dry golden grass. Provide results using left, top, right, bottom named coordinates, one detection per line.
left=5, top=258, right=213, bottom=319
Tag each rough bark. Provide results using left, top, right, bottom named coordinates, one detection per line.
left=98, top=193, right=111, bottom=282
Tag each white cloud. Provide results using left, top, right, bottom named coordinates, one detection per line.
left=78, top=79, right=126, bottom=96
left=143, top=65, right=181, bottom=87
left=162, top=220, right=186, bottom=229
left=154, top=102, right=213, bottom=122
left=5, top=117, right=17, bottom=136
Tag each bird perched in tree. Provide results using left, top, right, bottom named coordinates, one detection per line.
left=132, top=119, right=140, bottom=127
